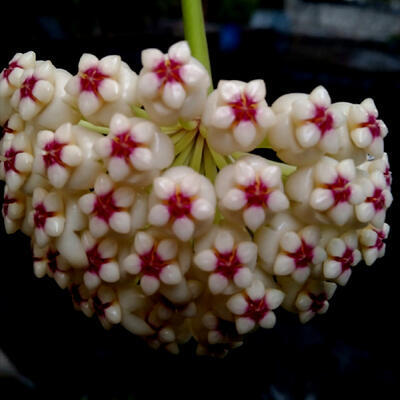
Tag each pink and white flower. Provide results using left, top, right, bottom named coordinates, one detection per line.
left=10, top=60, right=56, bottom=121
left=355, top=170, right=392, bottom=228
left=123, top=230, right=187, bottom=295
left=286, top=156, right=365, bottom=226
left=268, top=86, right=344, bottom=165
left=359, top=223, right=390, bottom=266
left=0, top=132, right=33, bottom=190
left=295, top=280, right=337, bottom=323
left=0, top=52, right=36, bottom=124
left=28, top=188, right=65, bottom=247
left=0, top=52, right=36, bottom=96
left=94, top=113, right=173, bottom=182
left=367, top=153, right=391, bottom=188
left=148, top=166, right=216, bottom=241
left=291, top=86, right=343, bottom=151
left=255, top=212, right=302, bottom=272
left=69, top=279, right=94, bottom=318
left=193, top=225, right=257, bottom=294
left=323, top=231, right=361, bottom=286
left=226, top=280, right=284, bottom=334
left=137, top=41, right=210, bottom=125
left=60, top=125, right=104, bottom=191
left=33, top=123, right=83, bottom=188
left=273, top=225, right=326, bottom=283
left=203, top=79, right=275, bottom=154
left=0, top=114, right=29, bottom=143
left=1, top=185, right=25, bottom=234
left=348, top=98, right=388, bottom=158
left=215, top=155, right=289, bottom=231
left=89, top=285, right=122, bottom=329
left=7, top=59, right=79, bottom=130
left=32, top=241, right=71, bottom=289
left=78, top=173, right=135, bottom=237
left=80, top=230, right=120, bottom=290
left=65, top=53, right=138, bottom=125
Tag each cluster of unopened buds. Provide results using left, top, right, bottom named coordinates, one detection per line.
left=0, top=42, right=392, bottom=357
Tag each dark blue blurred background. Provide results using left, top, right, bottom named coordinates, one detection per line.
left=0, top=1, right=399, bottom=399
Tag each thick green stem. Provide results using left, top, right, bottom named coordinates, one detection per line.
left=181, top=0, right=213, bottom=90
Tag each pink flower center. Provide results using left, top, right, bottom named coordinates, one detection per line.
left=307, top=106, right=334, bottom=135
left=20, top=75, right=38, bottom=101
left=86, top=244, right=108, bottom=275
left=93, top=190, right=121, bottom=223
left=242, top=177, right=270, bottom=208
left=2, top=61, right=20, bottom=83
left=33, top=202, right=55, bottom=229
left=43, top=140, right=66, bottom=168
left=140, top=246, right=168, bottom=278
left=333, top=247, right=354, bottom=272
left=154, top=58, right=183, bottom=87
left=229, top=94, right=257, bottom=124
left=243, top=295, right=269, bottom=323
left=309, top=292, right=327, bottom=313
left=361, top=114, right=381, bottom=139
left=366, top=188, right=385, bottom=211
left=325, top=175, right=351, bottom=206
left=47, top=249, right=60, bottom=273
left=165, top=189, right=193, bottom=220
left=372, top=229, right=386, bottom=251
left=289, top=239, right=314, bottom=269
left=214, top=249, right=243, bottom=280
left=79, top=67, right=109, bottom=96
left=111, top=131, right=141, bottom=163
left=92, top=295, right=111, bottom=318
left=2, top=195, right=16, bottom=217
left=384, top=167, right=392, bottom=187
left=3, top=148, right=22, bottom=173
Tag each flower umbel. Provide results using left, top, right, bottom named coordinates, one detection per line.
left=0, top=33, right=393, bottom=357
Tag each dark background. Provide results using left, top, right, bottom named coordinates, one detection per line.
left=0, top=1, right=399, bottom=399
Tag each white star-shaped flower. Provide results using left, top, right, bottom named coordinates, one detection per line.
left=94, top=113, right=173, bottom=182
left=148, top=166, right=216, bottom=241
left=138, top=41, right=210, bottom=126
left=227, top=280, right=284, bottom=334
left=323, top=231, right=361, bottom=286
left=194, top=225, right=257, bottom=294
left=78, top=173, right=136, bottom=238
left=33, top=123, right=83, bottom=188
left=348, top=98, right=388, bottom=158
left=215, top=155, right=289, bottom=231
left=65, top=53, right=138, bottom=125
left=203, top=79, right=275, bottom=154
left=268, top=86, right=345, bottom=165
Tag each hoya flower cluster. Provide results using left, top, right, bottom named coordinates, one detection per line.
left=0, top=43, right=392, bottom=357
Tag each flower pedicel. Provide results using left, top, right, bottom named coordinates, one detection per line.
left=0, top=18, right=393, bottom=357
